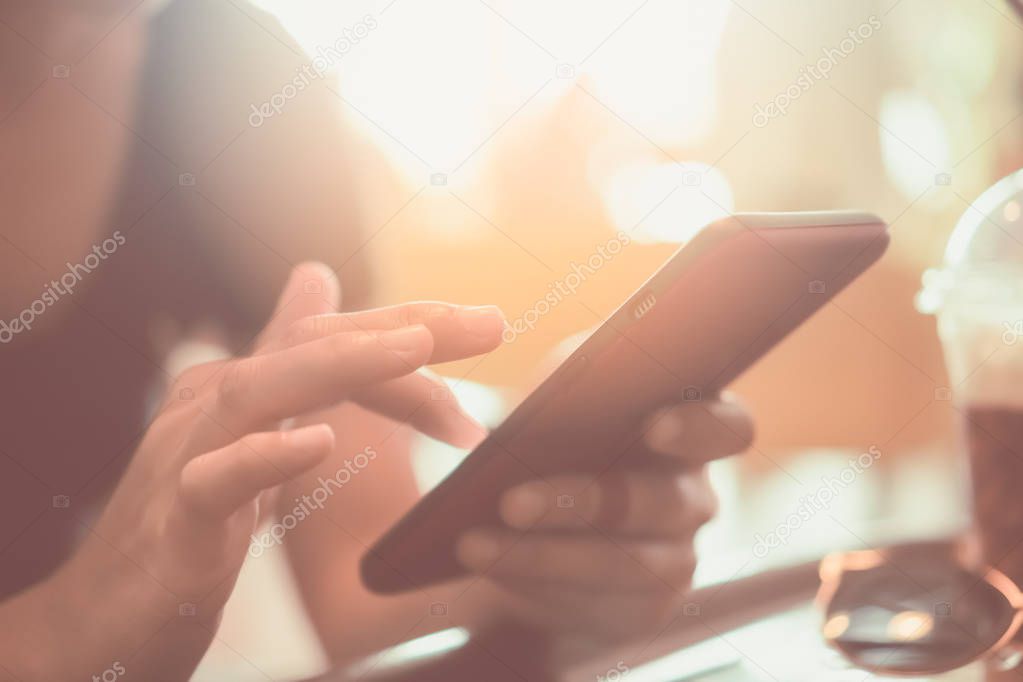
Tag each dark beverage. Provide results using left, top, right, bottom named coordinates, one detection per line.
left=966, top=405, right=1023, bottom=586
left=917, top=167, right=1023, bottom=679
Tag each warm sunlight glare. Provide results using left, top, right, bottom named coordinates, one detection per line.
left=252, top=0, right=731, bottom=192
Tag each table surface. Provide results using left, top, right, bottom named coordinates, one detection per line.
left=194, top=381, right=974, bottom=681
left=633, top=603, right=979, bottom=682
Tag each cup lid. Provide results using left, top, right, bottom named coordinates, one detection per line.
left=917, top=168, right=1023, bottom=315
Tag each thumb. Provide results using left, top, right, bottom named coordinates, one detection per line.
left=255, top=262, right=341, bottom=353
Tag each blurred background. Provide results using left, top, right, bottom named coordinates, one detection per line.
left=5, top=0, right=1023, bottom=677
left=242, top=0, right=1023, bottom=672
left=238, top=0, right=1023, bottom=566
left=233, top=0, right=1023, bottom=451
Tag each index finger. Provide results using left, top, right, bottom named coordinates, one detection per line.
left=209, top=325, right=435, bottom=432
left=265, top=302, right=505, bottom=363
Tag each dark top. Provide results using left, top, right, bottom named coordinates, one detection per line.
left=0, top=0, right=370, bottom=599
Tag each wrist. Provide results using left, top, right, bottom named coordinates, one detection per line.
left=0, top=570, right=81, bottom=680
left=33, top=544, right=180, bottom=680
left=57, top=538, right=224, bottom=680
left=44, top=555, right=130, bottom=679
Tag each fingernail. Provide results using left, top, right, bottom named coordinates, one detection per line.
left=456, top=306, right=505, bottom=338
left=286, top=423, right=333, bottom=449
left=456, top=532, right=500, bottom=569
left=377, top=325, right=430, bottom=358
left=285, top=424, right=335, bottom=454
left=445, top=413, right=489, bottom=449
left=501, top=485, right=549, bottom=528
left=292, top=262, right=338, bottom=297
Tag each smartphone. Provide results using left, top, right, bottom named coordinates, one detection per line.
left=361, top=211, right=889, bottom=593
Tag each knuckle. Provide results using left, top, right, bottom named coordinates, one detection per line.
left=627, top=591, right=679, bottom=628
left=634, top=544, right=694, bottom=589
left=327, top=330, right=363, bottom=358
left=415, top=302, right=452, bottom=328
left=665, top=476, right=690, bottom=509
left=663, top=484, right=694, bottom=534
left=321, top=313, right=357, bottom=336
left=169, top=360, right=224, bottom=399
left=741, top=417, right=756, bottom=448
left=733, top=416, right=755, bottom=450
left=701, top=486, right=720, bottom=523
left=648, top=596, right=681, bottom=627
left=216, top=360, right=254, bottom=411
left=281, top=318, right=315, bottom=347
left=724, top=401, right=755, bottom=449
left=283, top=315, right=345, bottom=348
left=643, top=409, right=681, bottom=450
left=665, top=547, right=697, bottom=588
left=429, top=302, right=455, bottom=322
left=391, top=304, right=414, bottom=328
left=186, top=358, right=227, bottom=378
left=234, top=433, right=278, bottom=476
left=681, top=474, right=717, bottom=527
left=177, top=456, right=208, bottom=505
left=238, top=430, right=276, bottom=454
left=331, top=314, right=359, bottom=335
left=632, top=545, right=667, bottom=574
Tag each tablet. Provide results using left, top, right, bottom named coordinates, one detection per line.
left=362, top=211, right=889, bottom=593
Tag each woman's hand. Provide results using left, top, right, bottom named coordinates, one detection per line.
left=4, top=263, right=504, bottom=681
left=456, top=396, right=753, bottom=639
